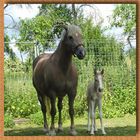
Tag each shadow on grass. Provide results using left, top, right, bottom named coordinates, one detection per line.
left=4, top=124, right=136, bottom=136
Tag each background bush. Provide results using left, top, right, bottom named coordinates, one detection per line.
left=4, top=46, right=136, bottom=124
left=4, top=113, right=15, bottom=128
left=4, top=74, right=40, bottom=118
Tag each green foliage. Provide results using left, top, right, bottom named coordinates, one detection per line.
left=4, top=72, right=40, bottom=118
left=17, top=15, right=54, bottom=62
left=4, top=34, right=16, bottom=60
left=4, top=113, right=15, bottom=128
left=103, top=84, right=136, bottom=118
left=29, top=111, right=44, bottom=125
left=4, top=58, right=24, bottom=72
left=111, top=4, right=136, bottom=35
left=80, top=18, right=124, bottom=67
left=4, top=91, right=40, bottom=118
left=39, top=4, right=73, bottom=24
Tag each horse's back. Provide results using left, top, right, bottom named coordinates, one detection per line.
left=33, top=53, right=52, bottom=70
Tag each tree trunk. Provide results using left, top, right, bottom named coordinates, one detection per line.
left=19, top=51, right=23, bottom=63
left=127, top=35, right=133, bottom=49
left=72, top=4, right=77, bottom=24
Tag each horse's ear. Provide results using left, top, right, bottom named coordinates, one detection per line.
left=94, top=68, right=97, bottom=75
left=101, top=69, right=104, bottom=75
left=54, top=21, right=68, bottom=31
left=60, top=24, right=68, bottom=31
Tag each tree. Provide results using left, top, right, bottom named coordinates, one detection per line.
left=111, top=4, right=136, bottom=48
left=4, top=34, right=16, bottom=60
left=17, top=16, right=54, bottom=59
left=16, top=4, right=125, bottom=67
left=38, top=4, right=73, bottom=24
left=16, top=4, right=79, bottom=65
left=110, top=4, right=136, bottom=76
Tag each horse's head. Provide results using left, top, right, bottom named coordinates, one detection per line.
left=94, top=69, right=104, bottom=93
left=60, top=24, right=86, bottom=59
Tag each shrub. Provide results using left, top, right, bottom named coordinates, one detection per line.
left=4, top=58, right=136, bottom=120
left=4, top=113, right=15, bottom=128
left=4, top=79, right=40, bottom=118
left=29, top=111, right=44, bottom=125
left=5, top=91, right=40, bottom=118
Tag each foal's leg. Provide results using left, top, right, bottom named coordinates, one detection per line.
left=90, top=101, right=95, bottom=135
left=87, top=101, right=91, bottom=133
left=68, top=93, right=77, bottom=135
left=94, top=102, right=98, bottom=132
left=98, top=99, right=106, bottom=135
left=49, top=94, right=56, bottom=136
left=57, top=97, right=63, bottom=132
left=38, top=95, right=49, bottom=133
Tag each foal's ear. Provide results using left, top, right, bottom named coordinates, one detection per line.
left=101, top=69, right=104, bottom=75
left=94, top=68, right=97, bottom=75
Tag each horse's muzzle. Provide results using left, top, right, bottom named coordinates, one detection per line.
left=75, top=45, right=86, bottom=59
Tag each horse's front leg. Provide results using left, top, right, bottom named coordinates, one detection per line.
left=57, top=97, right=63, bottom=132
left=49, top=93, right=56, bottom=136
left=68, top=92, right=77, bottom=136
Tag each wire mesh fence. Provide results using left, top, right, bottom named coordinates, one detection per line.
left=4, top=39, right=136, bottom=118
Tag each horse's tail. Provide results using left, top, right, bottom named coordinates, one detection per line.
left=44, top=96, right=51, bottom=116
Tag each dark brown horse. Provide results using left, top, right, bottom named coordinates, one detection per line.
left=33, top=24, right=85, bottom=135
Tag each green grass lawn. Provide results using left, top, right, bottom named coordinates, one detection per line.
left=4, top=114, right=136, bottom=136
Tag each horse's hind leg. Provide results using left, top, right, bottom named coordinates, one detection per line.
left=38, top=94, right=49, bottom=133
left=57, top=97, right=63, bottom=132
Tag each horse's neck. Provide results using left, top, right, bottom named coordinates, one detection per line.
left=55, top=43, right=72, bottom=72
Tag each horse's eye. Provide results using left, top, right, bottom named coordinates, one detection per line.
left=69, top=36, right=73, bottom=40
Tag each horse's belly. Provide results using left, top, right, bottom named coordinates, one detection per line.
left=53, top=81, right=72, bottom=96
left=56, top=92, right=67, bottom=97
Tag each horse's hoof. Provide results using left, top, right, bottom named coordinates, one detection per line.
left=102, top=131, right=106, bottom=135
left=90, top=131, right=95, bottom=135
left=70, top=129, right=77, bottom=136
left=45, top=132, right=49, bottom=136
left=49, top=129, right=56, bottom=136
left=90, top=133, right=95, bottom=135
left=94, top=128, right=98, bottom=132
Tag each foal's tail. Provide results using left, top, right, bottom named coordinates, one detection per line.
left=44, top=96, right=51, bottom=116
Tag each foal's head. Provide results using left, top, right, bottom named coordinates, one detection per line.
left=94, top=69, right=104, bottom=93
left=60, top=24, right=86, bottom=59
